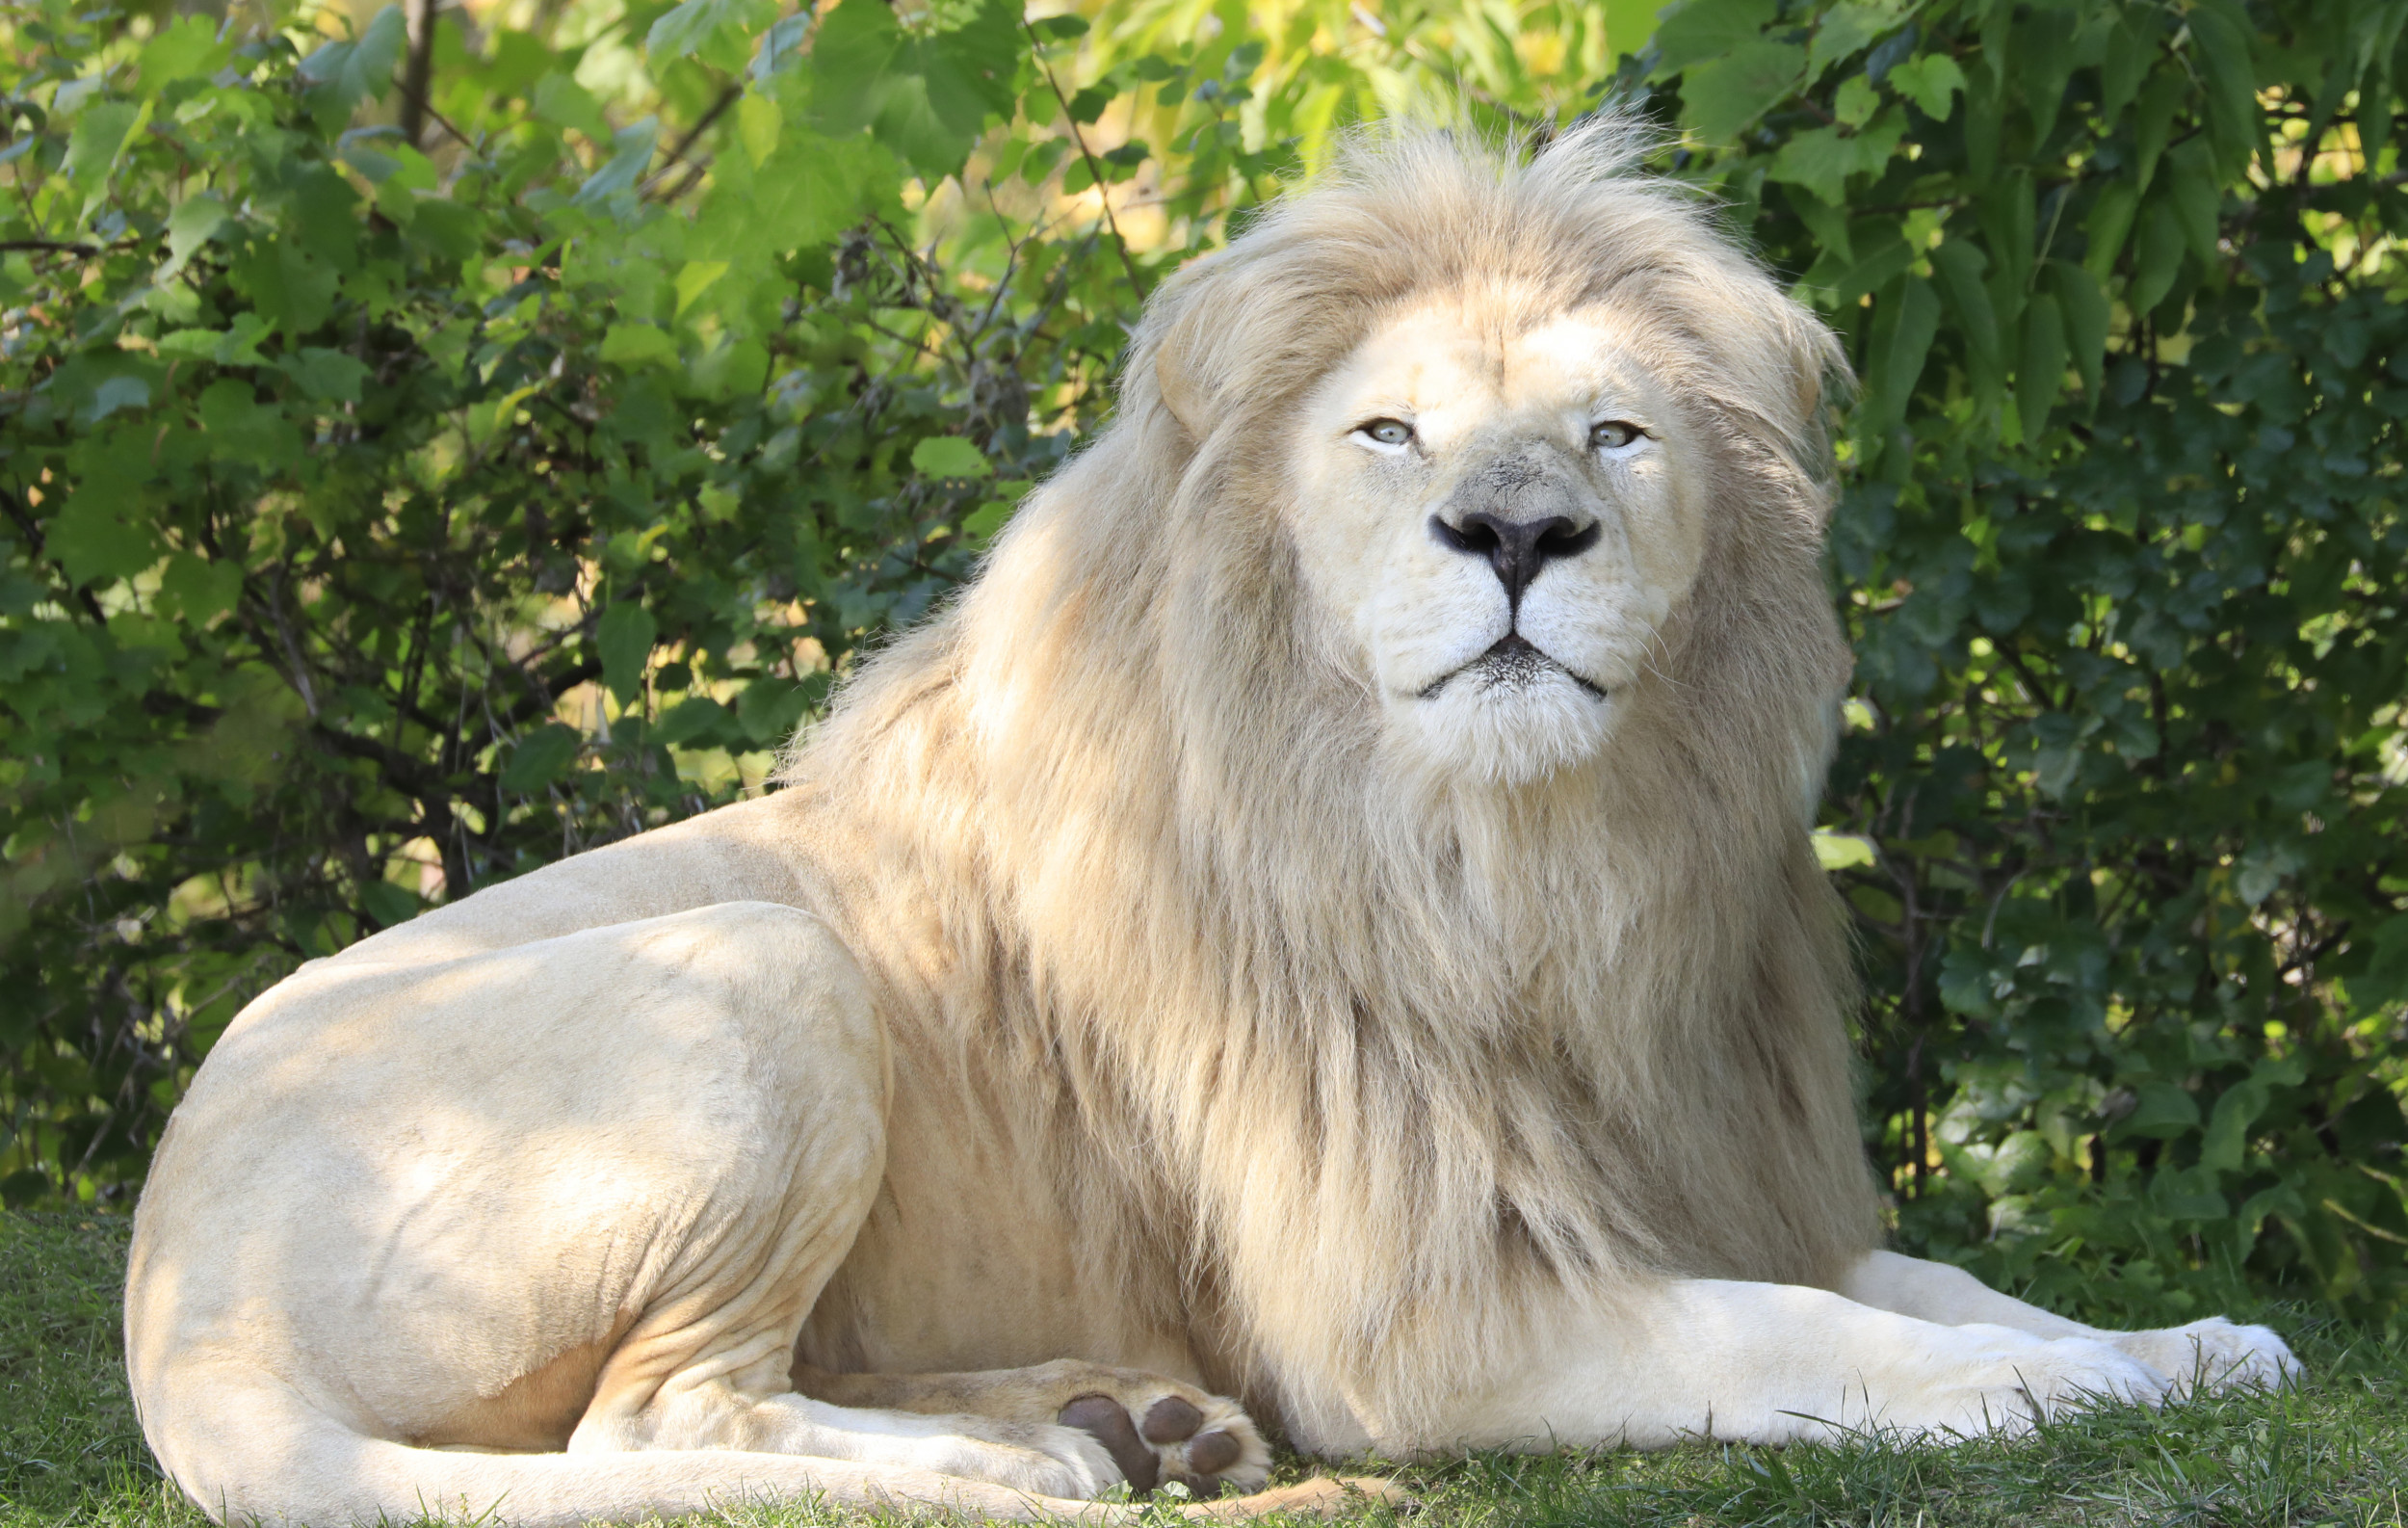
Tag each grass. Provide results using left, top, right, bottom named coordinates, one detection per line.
left=6, top=1211, right=2404, bottom=1528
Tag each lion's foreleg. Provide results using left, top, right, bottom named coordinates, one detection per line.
left=794, top=1359, right=1271, bottom=1495
left=1392, top=1276, right=2190, bottom=1451
left=1837, top=1250, right=2296, bottom=1396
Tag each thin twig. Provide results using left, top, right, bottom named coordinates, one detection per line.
left=400, top=0, right=440, bottom=146
left=1022, top=19, right=1147, bottom=301
left=0, top=238, right=130, bottom=255
left=643, top=84, right=744, bottom=201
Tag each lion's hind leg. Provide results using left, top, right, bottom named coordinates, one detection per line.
left=129, top=901, right=1128, bottom=1522
left=797, top=1359, right=1272, bottom=1497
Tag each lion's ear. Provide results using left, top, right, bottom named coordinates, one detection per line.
left=1150, top=305, right=1215, bottom=438
left=1137, top=245, right=1321, bottom=440
left=1140, top=261, right=1233, bottom=439
left=1791, top=338, right=1824, bottom=430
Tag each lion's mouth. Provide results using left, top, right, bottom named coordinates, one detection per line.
left=1418, top=634, right=1610, bottom=701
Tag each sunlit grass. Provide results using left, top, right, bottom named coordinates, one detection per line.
left=6, top=1213, right=2402, bottom=1528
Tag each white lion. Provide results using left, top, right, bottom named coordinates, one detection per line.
left=124, top=122, right=2292, bottom=1528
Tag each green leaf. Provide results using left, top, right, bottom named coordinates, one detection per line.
left=1807, top=1, right=1909, bottom=81
left=574, top=118, right=661, bottom=205
left=233, top=240, right=339, bottom=337
left=654, top=696, right=736, bottom=747
left=1806, top=216, right=1910, bottom=305
left=87, top=375, right=151, bottom=423
left=2120, top=1083, right=2203, bottom=1140
left=809, top=0, right=1018, bottom=177
left=1929, top=237, right=2000, bottom=376
left=2187, top=0, right=2261, bottom=171
left=2049, top=261, right=2109, bottom=400
left=674, top=261, right=730, bottom=316
left=751, top=12, right=812, bottom=77
left=1863, top=275, right=1940, bottom=435
left=1885, top=53, right=1965, bottom=119
left=737, top=93, right=781, bottom=168
left=596, top=603, right=659, bottom=703
left=290, top=165, right=363, bottom=274
left=2015, top=293, right=2066, bottom=433
left=64, top=101, right=140, bottom=190
left=2133, top=68, right=2185, bottom=192
left=410, top=199, right=484, bottom=264
left=500, top=724, right=584, bottom=792
left=163, top=193, right=229, bottom=279
left=278, top=348, right=370, bottom=404
left=2200, top=1080, right=2271, bottom=1173
left=1767, top=116, right=1903, bottom=206
left=923, top=0, right=1024, bottom=125
left=910, top=436, right=992, bottom=479
left=196, top=377, right=302, bottom=465
left=2081, top=180, right=2138, bottom=282
left=737, top=674, right=816, bottom=743
left=157, top=552, right=243, bottom=624
left=2098, top=14, right=2151, bottom=122
left=963, top=480, right=1034, bottom=542
left=1680, top=40, right=1808, bottom=144
left=1976, top=171, right=2035, bottom=329
left=2164, top=140, right=2221, bottom=262
left=48, top=461, right=156, bottom=588
left=2131, top=201, right=2186, bottom=314
left=1651, top=0, right=1778, bottom=73
left=360, top=880, right=422, bottom=929
left=2155, top=1172, right=2228, bottom=1223
left=299, top=5, right=407, bottom=120
left=140, top=14, right=234, bottom=86
left=699, top=127, right=879, bottom=261
left=533, top=72, right=612, bottom=141
left=1960, top=65, right=2002, bottom=179
left=647, top=0, right=777, bottom=64
left=1833, top=74, right=1878, bottom=127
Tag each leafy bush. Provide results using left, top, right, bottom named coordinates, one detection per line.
left=1, top=0, right=2401, bottom=1323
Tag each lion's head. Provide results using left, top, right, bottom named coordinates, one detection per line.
left=1112, top=122, right=1849, bottom=798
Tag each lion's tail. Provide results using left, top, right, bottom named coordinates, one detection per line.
left=144, top=1364, right=1398, bottom=1526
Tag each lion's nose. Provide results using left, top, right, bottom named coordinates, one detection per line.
left=1429, top=511, right=1601, bottom=612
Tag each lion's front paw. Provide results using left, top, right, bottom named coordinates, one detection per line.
left=1891, top=1328, right=2175, bottom=1439
left=2108, top=1318, right=2298, bottom=1397
left=1056, top=1381, right=1269, bottom=1498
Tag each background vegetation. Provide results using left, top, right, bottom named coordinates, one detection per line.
left=1, top=0, right=2402, bottom=1334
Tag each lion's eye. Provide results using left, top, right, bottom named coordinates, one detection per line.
left=1591, top=420, right=1644, bottom=451
left=1356, top=418, right=1415, bottom=449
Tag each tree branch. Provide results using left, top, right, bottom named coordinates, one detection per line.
left=400, top=0, right=441, bottom=148
left=1022, top=20, right=1147, bottom=303
left=643, top=84, right=745, bottom=202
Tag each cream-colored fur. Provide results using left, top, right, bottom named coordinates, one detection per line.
left=124, top=122, right=2291, bottom=1528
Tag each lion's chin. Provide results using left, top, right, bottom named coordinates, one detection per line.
left=1402, top=667, right=1616, bottom=786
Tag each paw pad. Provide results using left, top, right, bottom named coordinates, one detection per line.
left=1186, top=1429, right=1240, bottom=1476
left=1061, top=1392, right=1243, bottom=1497
left=1140, top=1397, right=1202, bottom=1443
left=1059, top=1394, right=1159, bottom=1492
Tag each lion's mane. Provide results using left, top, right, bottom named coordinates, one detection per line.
left=780, top=122, right=1879, bottom=1441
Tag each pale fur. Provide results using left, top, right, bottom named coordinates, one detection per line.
left=798, top=123, right=1877, bottom=1433
left=126, top=122, right=2292, bottom=1528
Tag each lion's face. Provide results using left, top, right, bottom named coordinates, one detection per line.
left=1285, top=294, right=1705, bottom=785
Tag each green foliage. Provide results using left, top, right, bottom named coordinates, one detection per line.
left=1652, top=0, right=2408, bottom=1325
left=0, top=0, right=1113, bottom=1202
left=0, top=0, right=2400, bottom=1332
